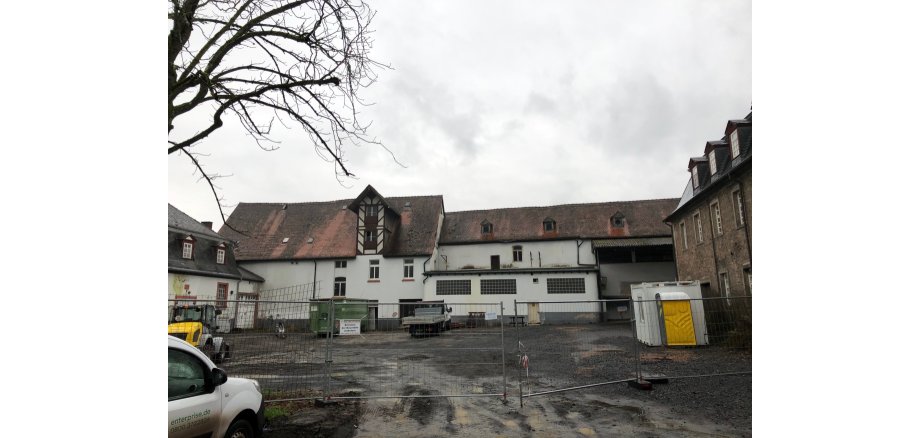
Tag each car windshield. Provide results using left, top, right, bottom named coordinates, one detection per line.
left=173, top=307, right=204, bottom=322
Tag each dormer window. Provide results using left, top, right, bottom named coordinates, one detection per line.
left=708, top=150, right=718, bottom=175
left=611, top=212, right=626, bottom=228
left=216, top=244, right=226, bottom=265
left=730, top=129, right=740, bottom=158
left=182, top=236, right=195, bottom=259
left=481, top=221, right=493, bottom=234
left=691, top=166, right=700, bottom=188
left=366, top=204, right=378, bottom=218
left=543, top=218, right=556, bottom=232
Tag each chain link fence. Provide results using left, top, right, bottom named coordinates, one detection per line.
left=168, top=294, right=750, bottom=405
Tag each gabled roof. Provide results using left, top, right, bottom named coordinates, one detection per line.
left=346, top=185, right=396, bottom=213
left=219, top=195, right=445, bottom=260
left=440, top=198, right=679, bottom=244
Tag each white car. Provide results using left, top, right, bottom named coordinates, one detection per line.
left=168, top=335, right=265, bottom=438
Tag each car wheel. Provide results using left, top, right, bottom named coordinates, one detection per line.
left=224, top=418, right=254, bottom=438
left=214, top=344, right=230, bottom=364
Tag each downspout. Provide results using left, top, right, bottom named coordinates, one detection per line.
left=311, top=260, right=318, bottom=300
left=665, top=222, right=680, bottom=281
left=422, top=254, right=432, bottom=284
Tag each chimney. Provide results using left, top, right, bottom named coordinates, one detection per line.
left=201, top=221, right=213, bottom=230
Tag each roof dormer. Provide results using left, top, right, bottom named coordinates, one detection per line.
left=480, top=220, right=493, bottom=235
left=611, top=211, right=626, bottom=228
left=543, top=217, right=557, bottom=233
left=725, top=118, right=752, bottom=160
left=181, top=234, right=196, bottom=260
left=704, top=140, right=730, bottom=177
left=688, top=157, right=709, bottom=190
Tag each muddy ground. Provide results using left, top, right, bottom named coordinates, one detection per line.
left=221, top=322, right=751, bottom=437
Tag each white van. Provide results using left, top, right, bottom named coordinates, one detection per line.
left=168, top=335, right=265, bottom=437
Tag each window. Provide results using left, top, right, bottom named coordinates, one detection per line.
left=744, top=268, right=752, bottom=294
left=335, top=260, right=348, bottom=269
left=365, top=230, right=376, bottom=243
left=481, top=222, right=492, bottom=234
left=182, top=237, right=194, bottom=259
left=708, top=150, right=718, bottom=175
left=733, top=189, right=745, bottom=227
left=543, top=218, right=556, bottom=232
left=366, top=204, right=378, bottom=218
left=512, top=245, right=523, bottom=262
left=679, top=222, right=688, bottom=250
left=481, top=279, right=516, bottom=295
left=547, top=278, right=586, bottom=294
left=730, top=129, right=740, bottom=158
left=720, top=272, right=732, bottom=305
left=692, top=166, right=700, bottom=188
left=436, top=279, right=472, bottom=295
left=216, top=283, right=228, bottom=309
left=368, top=260, right=379, bottom=280
left=216, top=248, right=225, bottom=265
left=168, top=348, right=208, bottom=400
left=711, top=201, right=723, bottom=235
left=334, top=277, right=346, bottom=297
left=612, top=213, right=625, bottom=228
left=403, top=259, right=414, bottom=279
left=693, top=211, right=703, bottom=243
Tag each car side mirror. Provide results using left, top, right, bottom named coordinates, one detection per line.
left=212, top=368, right=228, bottom=386
left=447, top=307, right=453, bottom=313
left=215, top=309, right=222, bottom=316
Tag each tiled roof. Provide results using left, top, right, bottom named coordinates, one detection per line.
left=440, top=198, right=679, bottom=244
left=219, top=195, right=444, bottom=260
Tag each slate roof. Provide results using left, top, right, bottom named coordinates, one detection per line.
left=667, top=111, right=752, bottom=221
left=219, top=195, right=445, bottom=260
left=168, top=205, right=264, bottom=282
left=440, top=199, right=679, bottom=244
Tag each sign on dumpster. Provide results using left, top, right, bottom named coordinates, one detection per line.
left=339, top=319, right=361, bottom=335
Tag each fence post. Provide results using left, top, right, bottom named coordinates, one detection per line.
left=515, top=299, right=523, bottom=408
left=500, top=302, right=507, bottom=403
left=323, top=298, right=335, bottom=400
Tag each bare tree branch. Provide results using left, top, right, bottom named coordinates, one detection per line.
left=168, top=0, right=391, bottom=227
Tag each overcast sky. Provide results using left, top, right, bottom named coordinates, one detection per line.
left=168, top=0, right=751, bottom=226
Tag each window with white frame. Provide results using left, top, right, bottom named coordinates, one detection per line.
left=733, top=189, right=745, bottom=227
left=182, top=238, right=194, bottom=259
left=691, top=166, right=700, bottom=188
left=543, top=218, right=556, bottom=232
left=366, top=204, right=378, bottom=218
left=720, top=272, right=732, bottom=306
left=693, top=211, right=703, bottom=243
left=216, top=247, right=226, bottom=265
left=512, top=245, right=522, bottom=262
left=334, top=277, right=346, bottom=297
left=403, top=259, right=414, bottom=279
left=708, top=150, right=718, bottom=175
left=711, top=201, right=723, bottom=235
left=368, top=259, right=380, bottom=280
left=730, top=129, right=740, bottom=158
left=679, top=222, right=688, bottom=250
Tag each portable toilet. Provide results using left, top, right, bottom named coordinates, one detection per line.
left=630, top=282, right=708, bottom=346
